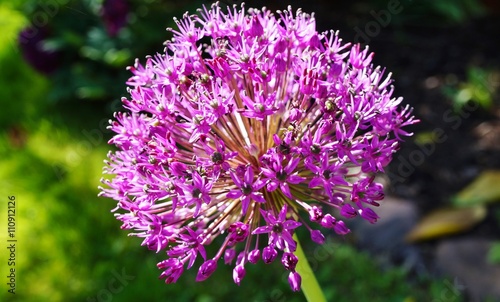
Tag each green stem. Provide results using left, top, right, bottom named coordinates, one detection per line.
left=293, top=234, right=327, bottom=302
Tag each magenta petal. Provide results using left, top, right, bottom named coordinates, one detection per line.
left=308, top=177, right=323, bottom=188
left=192, top=172, right=203, bottom=188
left=320, top=214, right=336, bottom=228
left=253, top=179, right=266, bottom=190
left=340, top=203, right=357, bottom=218
left=251, top=192, right=266, bottom=203
left=281, top=252, right=298, bottom=271
left=288, top=271, right=301, bottom=291
left=360, top=207, right=379, bottom=223
left=287, top=174, right=305, bottom=184
left=241, top=196, right=251, bottom=214
left=283, top=220, right=301, bottom=230
left=233, top=264, right=246, bottom=285
left=196, top=259, right=217, bottom=282
left=262, top=246, right=278, bottom=264
left=280, top=182, right=292, bottom=198
left=267, top=181, right=278, bottom=192
left=278, top=204, right=288, bottom=221
left=259, top=208, right=276, bottom=224
left=227, top=190, right=243, bottom=199
left=273, top=134, right=281, bottom=145
left=244, top=167, right=254, bottom=184
left=252, top=225, right=272, bottom=234
left=224, top=248, right=236, bottom=265
left=229, top=170, right=243, bottom=187
left=280, top=231, right=297, bottom=251
left=334, top=220, right=350, bottom=235
left=170, top=162, right=187, bottom=176
left=261, top=168, right=275, bottom=178
left=198, top=245, right=207, bottom=262
left=285, top=156, right=300, bottom=173
left=310, top=229, right=325, bottom=244
left=248, top=249, right=260, bottom=264
left=221, top=162, right=230, bottom=171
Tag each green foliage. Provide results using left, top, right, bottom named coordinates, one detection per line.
left=425, top=0, right=485, bottom=23
left=367, top=0, right=485, bottom=27
left=443, top=67, right=499, bottom=112
left=0, top=5, right=26, bottom=50
left=0, top=5, right=49, bottom=129
left=488, top=242, right=500, bottom=264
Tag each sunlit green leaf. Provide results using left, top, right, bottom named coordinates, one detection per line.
left=104, top=48, right=132, bottom=67
left=0, top=5, right=26, bottom=55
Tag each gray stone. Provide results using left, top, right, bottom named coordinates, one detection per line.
left=348, top=196, right=423, bottom=272
left=350, top=196, right=418, bottom=250
left=435, top=238, right=500, bottom=301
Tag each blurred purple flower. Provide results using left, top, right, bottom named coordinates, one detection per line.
left=100, top=0, right=130, bottom=37
left=18, top=26, right=59, bottom=75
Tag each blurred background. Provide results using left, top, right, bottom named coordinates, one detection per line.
left=1, top=0, right=499, bottom=301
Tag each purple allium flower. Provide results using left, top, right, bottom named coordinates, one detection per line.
left=253, top=204, right=301, bottom=252
left=227, top=166, right=266, bottom=214
left=99, top=3, right=419, bottom=291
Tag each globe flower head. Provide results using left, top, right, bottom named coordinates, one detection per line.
left=99, top=2, right=418, bottom=291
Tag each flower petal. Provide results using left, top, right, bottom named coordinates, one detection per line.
left=251, top=192, right=266, bottom=203
left=227, top=190, right=242, bottom=199
left=288, top=174, right=305, bottom=184
left=252, top=225, right=272, bottom=234
left=267, top=181, right=278, bottom=192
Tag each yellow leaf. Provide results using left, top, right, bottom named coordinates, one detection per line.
left=453, top=170, right=500, bottom=206
left=405, top=206, right=486, bottom=242
left=414, top=131, right=438, bottom=146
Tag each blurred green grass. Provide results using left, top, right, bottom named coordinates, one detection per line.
left=0, top=2, right=461, bottom=302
